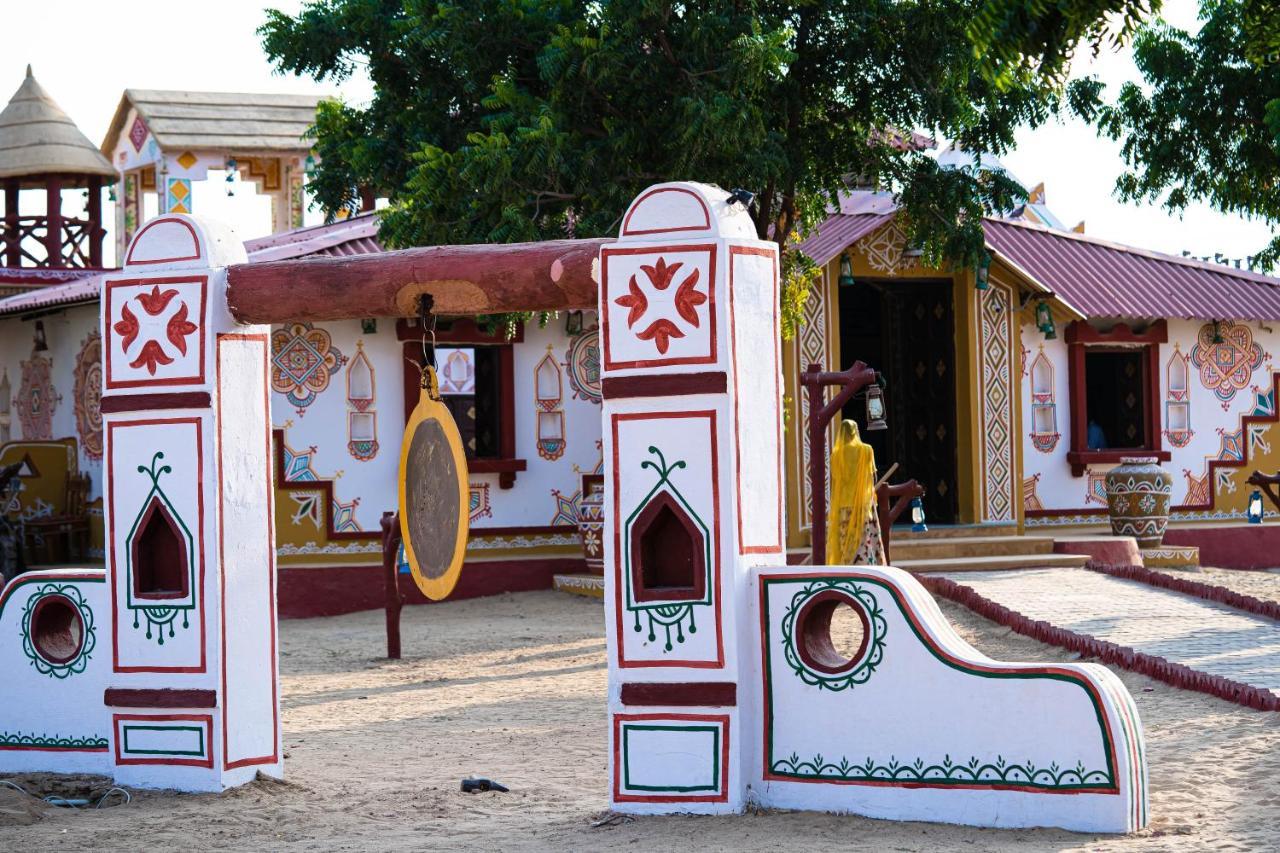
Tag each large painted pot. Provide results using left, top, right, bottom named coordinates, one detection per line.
left=1104, top=457, right=1173, bottom=548
left=577, top=475, right=605, bottom=576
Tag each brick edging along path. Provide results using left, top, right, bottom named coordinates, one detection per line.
left=918, top=574, right=1280, bottom=712
left=1084, top=562, right=1280, bottom=621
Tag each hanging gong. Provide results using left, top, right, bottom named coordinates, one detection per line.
left=398, top=364, right=469, bottom=600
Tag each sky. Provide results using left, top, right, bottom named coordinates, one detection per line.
left=4, top=0, right=1274, bottom=266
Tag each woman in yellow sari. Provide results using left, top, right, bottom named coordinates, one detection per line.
left=827, top=419, right=886, bottom=565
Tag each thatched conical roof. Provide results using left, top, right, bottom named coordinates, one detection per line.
left=0, top=66, right=115, bottom=182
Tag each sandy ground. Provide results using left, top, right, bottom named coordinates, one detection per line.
left=3, top=589, right=1278, bottom=851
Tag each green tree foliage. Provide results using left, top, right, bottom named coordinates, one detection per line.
left=261, top=1, right=1121, bottom=335
left=1068, top=0, right=1280, bottom=268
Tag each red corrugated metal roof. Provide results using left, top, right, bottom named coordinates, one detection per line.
left=0, top=214, right=385, bottom=317
left=984, top=218, right=1280, bottom=322
left=794, top=213, right=894, bottom=267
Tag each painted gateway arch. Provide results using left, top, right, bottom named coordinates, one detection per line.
left=0, top=183, right=1146, bottom=832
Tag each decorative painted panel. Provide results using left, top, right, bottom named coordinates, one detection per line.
left=565, top=326, right=602, bottom=404
left=270, top=323, right=346, bottom=415
left=1190, top=320, right=1265, bottom=409
left=107, top=418, right=205, bottom=673
left=73, top=333, right=103, bottom=460
left=1028, top=345, right=1059, bottom=453
left=977, top=284, right=1015, bottom=521
left=795, top=274, right=831, bottom=530
left=601, top=246, right=717, bottom=370
left=112, top=714, right=213, bottom=768
left=16, top=353, right=60, bottom=440
left=345, top=341, right=377, bottom=461
left=1164, top=343, right=1193, bottom=448
left=612, top=411, right=722, bottom=668
left=613, top=713, right=729, bottom=803
left=437, top=348, right=476, bottom=395
left=103, top=277, right=207, bottom=390
left=166, top=178, right=192, bottom=215
left=535, top=346, right=566, bottom=461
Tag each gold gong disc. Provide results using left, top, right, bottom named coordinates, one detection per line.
left=398, top=366, right=469, bottom=600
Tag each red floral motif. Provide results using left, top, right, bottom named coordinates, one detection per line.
left=673, top=267, right=705, bottom=327
left=166, top=303, right=198, bottom=356
left=136, top=284, right=179, bottom=316
left=613, top=255, right=708, bottom=356
left=640, top=257, right=682, bottom=290
left=130, top=340, right=174, bottom=375
left=113, top=303, right=140, bottom=351
left=636, top=319, right=683, bottom=355
left=614, top=276, right=648, bottom=328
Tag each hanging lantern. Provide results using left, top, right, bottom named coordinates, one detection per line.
left=304, top=154, right=317, bottom=175
left=910, top=496, right=927, bottom=533
left=33, top=320, right=48, bottom=352
left=1036, top=299, right=1057, bottom=340
left=838, top=253, right=855, bottom=288
left=975, top=251, right=991, bottom=291
left=1247, top=489, right=1264, bottom=524
left=225, top=158, right=238, bottom=197
left=1212, top=320, right=1224, bottom=344
left=565, top=310, right=584, bottom=335
left=864, top=382, right=887, bottom=431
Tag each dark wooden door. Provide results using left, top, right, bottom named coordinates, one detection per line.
left=883, top=281, right=958, bottom=523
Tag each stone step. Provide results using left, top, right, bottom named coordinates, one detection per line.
left=890, top=535, right=1056, bottom=560
left=893, top=524, right=1020, bottom=541
left=552, top=573, right=604, bottom=599
left=895, top=552, right=1091, bottom=573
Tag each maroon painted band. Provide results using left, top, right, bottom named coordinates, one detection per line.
left=601, top=371, right=727, bottom=400
left=103, top=688, right=218, bottom=708
left=619, top=681, right=737, bottom=707
left=100, top=391, right=212, bottom=413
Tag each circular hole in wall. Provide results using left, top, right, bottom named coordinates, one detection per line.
left=30, top=594, right=84, bottom=665
left=796, top=591, right=869, bottom=674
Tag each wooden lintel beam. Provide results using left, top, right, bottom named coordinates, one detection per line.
left=225, top=237, right=612, bottom=324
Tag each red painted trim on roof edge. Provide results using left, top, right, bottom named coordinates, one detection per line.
left=276, top=557, right=582, bottom=619
left=919, top=574, right=1280, bottom=712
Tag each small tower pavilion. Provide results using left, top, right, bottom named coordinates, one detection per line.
left=0, top=66, right=114, bottom=269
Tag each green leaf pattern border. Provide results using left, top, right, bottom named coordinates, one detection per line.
left=0, top=731, right=108, bottom=750
left=20, top=582, right=96, bottom=679
left=622, top=446, right=712, bottom=653
left=780, top=578, right=887, bottom=691
left=770, top=752, right=1112, bottom=790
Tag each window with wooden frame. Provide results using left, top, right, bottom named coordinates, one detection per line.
left=398, top=317, right=527, bottom=488
left=1065, top=320, right=1170, bottom=476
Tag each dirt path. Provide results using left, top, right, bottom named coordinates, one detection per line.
left=3, top=590, right=1277, bottom=851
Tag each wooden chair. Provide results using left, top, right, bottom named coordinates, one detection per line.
left=23, top=472, right=91, bottom=564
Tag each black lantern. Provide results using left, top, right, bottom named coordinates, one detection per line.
left=910, top=496, right=928, bottom=532
left=975, top=251, right=991, bottom=291
left=838, top=253, right=855, bottom=288
left=361, top=318, right=377, bottom=334
left=565, top=310, right=584, bottom=335
left=864, top=382, right=887, bottom=431
left=33, top=320, right=48, bottom=352
left=1247, top=489, right=1264, bottom=524
left=1212, top=320, right=1224, bottom=344
left=226, top=158, right=238, bottom=197
left=1035, top=299, right=1057, bottom=340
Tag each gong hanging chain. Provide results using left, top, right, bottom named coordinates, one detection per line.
left=418, top=294, right=441, bottom=400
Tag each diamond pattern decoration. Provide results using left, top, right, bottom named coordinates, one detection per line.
left=978, top=286, right=1013, bottom=521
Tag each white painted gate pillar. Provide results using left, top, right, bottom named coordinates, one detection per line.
left=601, top=184, right=1148, bottom=832
left=100, top=216, right=281, bottom=791
left=601, top=183, right=784, bottom=812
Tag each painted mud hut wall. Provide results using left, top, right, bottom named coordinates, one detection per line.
left=1021, top=317, right=1280, bottom=529
left=0, top=299, right=606, bottom=612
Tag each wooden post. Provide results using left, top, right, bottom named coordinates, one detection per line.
left=800, top=360, right=878, bottom=565
left=44, top=175, right=63, bottom=268
left=224, top=237, right=610, bottom=322
left=87, top=176, right=103, bottom=268
left=381, top=511, right=403, bottom=660
left=875, top=479, right=926, bottom=564
left=3, top=178, right=18, bottom=267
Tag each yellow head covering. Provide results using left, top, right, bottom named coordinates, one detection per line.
left=827, top=419, right=876, bottom=564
